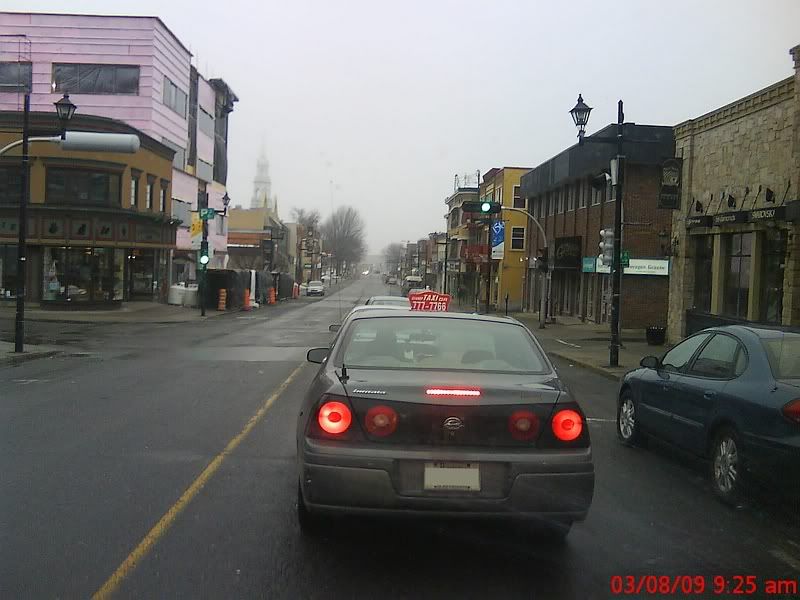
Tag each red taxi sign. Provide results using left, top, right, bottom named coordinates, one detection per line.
left=408, top=290, right=451, bottom=312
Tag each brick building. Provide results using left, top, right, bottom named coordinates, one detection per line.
left=519, top=124, right=675, bottom=329
left=667, top=44, right=800, bottom=342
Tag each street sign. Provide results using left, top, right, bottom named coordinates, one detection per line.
left=303, top=263, right=312, bottom=269
left=408, top=291, right=451, bottom=312
left=621, top=250, right=630, bottom=268
left=190, top=212, right=202, bottom=250
left=491, top=221, right=505, bottom=260
left=199, top=208, right=215, bottom=220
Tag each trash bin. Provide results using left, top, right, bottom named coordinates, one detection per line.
left=646, top=326, right=666, bottom=346
left=168, top=285, right=186, bottom=306
left=182, top=285, right=199, bottom=308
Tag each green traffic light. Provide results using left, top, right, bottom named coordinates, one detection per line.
left=199, top=254, right=210, bottom=265
left=481, top=201, right=491, bottom=212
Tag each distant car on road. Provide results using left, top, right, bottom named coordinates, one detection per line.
left=306, top=281, right=325, bottom=297
left=387, top=276, right=397, bottom=285
left=298, top=310, right=594, bottom=538
left=617, top=325, right=800, bottom=504
left=401, top=275, right=423, bottom=296
left=364, top=295, right=410, bottom=307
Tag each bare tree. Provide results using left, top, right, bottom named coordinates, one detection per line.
left=290, top=207, right=321, bottom=232
left=383, top=242, right=404, bottom=274
left=321, top=205, right=366, bottom=274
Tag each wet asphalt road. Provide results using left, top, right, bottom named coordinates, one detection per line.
left=1, top=277, right=799, bottom=600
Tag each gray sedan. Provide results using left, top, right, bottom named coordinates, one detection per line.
left=297, top=310, right=594, bottom=537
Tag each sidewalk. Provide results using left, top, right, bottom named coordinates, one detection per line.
left=0, top=300, right=233, bottom=325
left=512, top=312, right=670, bottom=381
left=0, top=340, right=64, bottom=366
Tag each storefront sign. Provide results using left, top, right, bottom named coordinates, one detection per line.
left=582, top=257, right=596, bottom=273
left=748, top=206, right=786, bottom=222
left=592, top=257, right=669, bottom=276
left=686, top=215, right=712, bottom=228
left=658, top=158, right=682, bottom=209
left=712, top=211, right=746, bottom=226
left=554, top=236, right=582, bottom=270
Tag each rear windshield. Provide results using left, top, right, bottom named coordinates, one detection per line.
left=310, top=281, right=323, bottom=286
left=761, top=333, right=800, bottom=379
left=338, top=316, right=549, bottom=373
left=371, top=298, right=409, bottom=307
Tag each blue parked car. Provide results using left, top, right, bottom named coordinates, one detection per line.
left=617, top=326, right=800, bottom=505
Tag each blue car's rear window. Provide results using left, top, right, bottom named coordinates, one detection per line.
left=761, top=334, right=800, bottom=379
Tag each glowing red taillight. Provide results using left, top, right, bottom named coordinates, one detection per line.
left=782, top=399, right=800, bottom=425
left=426, top=388, right=481, bottom=397
left=364, top=405, right=398, bottom=437
left=318, top=400, right=352, bottom=435
left=551, top=409, right=583, bottom=442
left=509, top=410, right=539, bottom=441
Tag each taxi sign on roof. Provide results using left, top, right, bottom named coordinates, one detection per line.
left=408, top=290, right=451, bottom=312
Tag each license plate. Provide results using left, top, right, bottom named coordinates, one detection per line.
left=423, top=462, right=480, bottom=492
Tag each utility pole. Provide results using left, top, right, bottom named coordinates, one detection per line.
left=610, top=100, right=624, bottom=367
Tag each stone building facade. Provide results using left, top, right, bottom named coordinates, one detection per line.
left=667, top=44, right=800, bottom=342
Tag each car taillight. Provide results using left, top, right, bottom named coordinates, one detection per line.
left=318, top=400, right=352, bottom=435
left=364, top=405, right=398, bottom=437
left=551, top=409, right=583, bottom=442
left=782, top=399, right=800, bottom=425
left=508, top=410, right=539, bottom=441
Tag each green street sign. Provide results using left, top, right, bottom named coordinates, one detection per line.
left=621, top=250, right=631, bottom=268
left=199, top=208, right=215, bottom=220
left=303, top=263, right=312, bottom=269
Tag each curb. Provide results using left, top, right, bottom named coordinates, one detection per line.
left=0, top=309, right=232, bottom=325
left=0, top=350, right=61, bottom=367
left=546, top=349, right=624, bottom=382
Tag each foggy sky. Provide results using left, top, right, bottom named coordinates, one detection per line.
left=5, top=0, right=800, bottom=253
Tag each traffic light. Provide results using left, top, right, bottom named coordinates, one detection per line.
left=199, top=241, right=210, bottom=269
left=599, top=229, right=614, bottom=266
left=461, top=200, right=502, bottom=215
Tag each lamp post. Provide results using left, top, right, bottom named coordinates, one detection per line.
left=15, top=93, right=75, bottom=352
left=570, top=93, right=625, bottom=367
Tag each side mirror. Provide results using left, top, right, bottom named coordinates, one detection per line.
left=307, top=348, right=329, bottom=364
left=329, top=323, right=341, bottom=332
left=640, top=355, right=660, bottom=369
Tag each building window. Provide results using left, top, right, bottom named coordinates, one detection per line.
left=548, top=192, right=554, bottom=216
left=0, top=166, right=22, bottom=204
left=578, top=180, right=587, bottom=209
left=723, top=232, right=752, bottom=319
left=159, top=185, right=167, bottom=213
left=163, top=76, right=188, bottom=118
left=161, top=138, right=186, bottom=170
left=511, top=227, right=525, bottom=250
left=554, top=189, right=562, bottom=214
left=494, top=187, right=503, bottom=204
left=52, top=63, right=139, bottom=95
left=567, top=183, right=576, bottom=211
left=693, top=236, right=713, bottom=312
left=197, top=159, right=213, bottom=183
left=0, top=244, right=18, bottom=297
left=199, top=107, right=215, bottom=137
left=46, top=168, right=121, bottom=206
left=591, top=183, right=602, bottom=206
left=760, top=230, right=787, bottom=323
left=216, top=214, right=225, bottom=235
left=146, top=179, right=154, bottom=210
left=513, top=185, right=524, bottom=209
left=0, top=62, right=32, bottom=93
left=130, top=173, right=140, bottom=209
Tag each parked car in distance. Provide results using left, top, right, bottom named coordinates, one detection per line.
left=306, top=281, right=325, bottom=296
left=617, top=325, right=800, bottom=505
left=298, top=311, right=594, bottom=538
left=401, top=275, right=423, bottom=296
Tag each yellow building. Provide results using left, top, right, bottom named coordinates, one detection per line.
left=479, top=167, right=532, bottom=311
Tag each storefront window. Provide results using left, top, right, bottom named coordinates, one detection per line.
left=0, top=244, right=18, bottom=298
left=42, top=246, right=123, bottom=303
left=42, top=247, right=67, bottom=301
left=760, top=229, right=787, bottom=324
left=692, top=236, right=713, bottom=312
left=723, top=233, right=752, bottom=319
left=46, top=168, right=121, bottom=206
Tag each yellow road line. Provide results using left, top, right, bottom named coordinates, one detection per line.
left=92, top=362, right=307, bottom=600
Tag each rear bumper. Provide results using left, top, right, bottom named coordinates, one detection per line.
left=300, top=441, right=595, bottom=521
left=743, top=434, right=800, bottom=490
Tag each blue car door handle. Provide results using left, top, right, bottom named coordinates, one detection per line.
left=703, top=391, right=717, bottom=400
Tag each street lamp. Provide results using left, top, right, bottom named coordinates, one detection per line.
left=54, top=93, right=77, bottom=138
left=570, top=93, right=625, bottom=367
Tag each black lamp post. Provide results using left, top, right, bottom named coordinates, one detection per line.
left=570, top=93, right=625, bottom=367
left=15, top=93, right=76, bottom=352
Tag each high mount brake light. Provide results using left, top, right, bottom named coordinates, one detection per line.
left=426, top=388, right=481, bottom=397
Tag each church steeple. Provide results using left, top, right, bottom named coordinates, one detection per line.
left=251, top=143, right=274, bottom=211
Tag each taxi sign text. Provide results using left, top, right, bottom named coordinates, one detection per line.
left=408, top=291, right=451, bottom=311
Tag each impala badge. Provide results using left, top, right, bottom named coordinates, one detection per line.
left=443, top=416, right=464, bottom=431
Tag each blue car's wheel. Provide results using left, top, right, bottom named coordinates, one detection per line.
left=617, top=390, right=646, bottom=447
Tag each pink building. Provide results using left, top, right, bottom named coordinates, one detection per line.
left=0, top=11, right=237, bottom=287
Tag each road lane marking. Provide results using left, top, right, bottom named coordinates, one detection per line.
left=586, top=418, right=616, bottom=423
left=92, top=361, right=307, bottom=600
left=769, top=548, right=800, bottom=572
left=555, top=338, right=582, bottom=348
